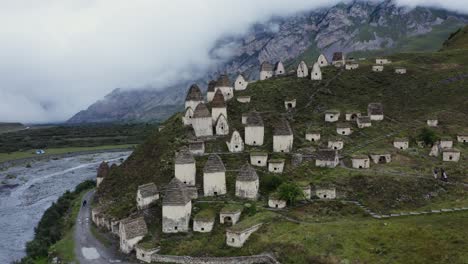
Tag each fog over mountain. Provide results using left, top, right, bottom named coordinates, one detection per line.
left=0, top=0, right=467, bottom=123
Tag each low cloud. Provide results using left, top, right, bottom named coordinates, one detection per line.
left=0, top=0, right=466, bottom=123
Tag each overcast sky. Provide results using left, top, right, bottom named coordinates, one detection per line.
left=0, top=0, right=467, bottom=123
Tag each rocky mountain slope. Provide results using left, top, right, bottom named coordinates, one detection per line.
left=94, top=29, right=468, bottom=263
left=68, top=0, right=466, bottom=124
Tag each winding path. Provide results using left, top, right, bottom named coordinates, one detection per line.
left=74, top=190, right=133, bottom=264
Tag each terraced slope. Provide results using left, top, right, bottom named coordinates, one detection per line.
left=95, top=35, right=468, bottom=263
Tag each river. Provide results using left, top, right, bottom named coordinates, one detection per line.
left=0, top=151, right=131, bottom=263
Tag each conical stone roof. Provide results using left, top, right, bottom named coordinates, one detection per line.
left=193, top=103, right=211, bottom=118
left=215, top=74, right=231, bottom=87
left=185, top=84, right=203, bottom=101
left=211, top=90, right=226, bottom=108
left=274, top=119, right=293, bottom=136
left=175, top=147, right=195, bottom=164
left=203, top=154, right=226, bottom=173
left=237, top=164, right=258, bottom=182
left=138, top=183, right=158, bottom=198
left=260, top=62, right=273, bottom=71
left=207, top=80, right=217, bottom=92
left=163, top=178, right=191, bottom=206
left=246, top=112, right=263, bottom=127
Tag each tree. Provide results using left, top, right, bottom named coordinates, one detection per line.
left=418, top=128, right=437, bottom=146
left=277, top=182, right=303, bottom=206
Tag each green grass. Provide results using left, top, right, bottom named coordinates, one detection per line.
left=0, top=144, right=135, bottom=163
left=159, top=207, right=468, bottom=263
left=49, top=189, right=89, bottom=263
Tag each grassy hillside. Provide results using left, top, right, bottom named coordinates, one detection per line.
left=442, top=25, right=468, bottom=50
left=95, top=33, right=468, bottom=263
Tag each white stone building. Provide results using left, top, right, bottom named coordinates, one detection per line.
left=305, top=129, right=321, bottom=142
left=442, top=148, right=461, bottom=162
left=220, top=205, right=243, bottom=225
left=368, top=103, right=384, bottom=121
left=376, top=58, right=391, bottom=64
left=234, top=74, right=248, bottom=91
left=314, top=186, right=336, bottom=199
left=311, top=62, right=322, bottom=80
left=274, top=61, right=285, bottom=76
left=226, top=130, right=244, bottom=153
left=135, top=245, right=159, bottom=263
left=284, top=98, right=296, bottom=110
left=96, top=161, right=109, bottom=188
left=440, top=137, right=453, bottom=149
left=189, top=141, right=205, bottom=156
left=203, top=154, right=227, bottom=196
left=183, top=107, right=194, bottom=126
left=236, top=164, right=259, bottom=200
left=357, top=116, right=372, bottom=128
left=395, top=68, right=407, bottom=74
left=268, top=195, right=286, bottom=208
left=457, top=134, right=468, bottom=143
left=297, top=61, right=309, bottom=78
left=245, top=112, right=264, bottom=146
left=317, top=54, right=329, bottom=67
left=394, top=138, right=409, bottom=150
left=237, top=96, right=251, bottom=103
left=328, top=137, right=344, bottom=150
left=193, top=210, right=215, bottom=233
left=372, top=65, right=384, bottom=72
left=162, top=178, right=192, bottom=233
left=273, top=119, right=294, bottom=153
left=206, top=80, right=217, bottom=102
left=260, top=62, right=273, bottom=80
left=226, top=223, right=263, bottom=248
left=192, top=103, right=213, bottom=137
left=370, top=153, right=392, bottom=164
left=268, top=159, right=285, bottom=173
left=345, top=111, right=361, bottom=121
left=250, top=152, right=268, bottom=167
left=301, top=185, right=312, bottom=200
left=336, top=123, right=352, bottom=136
left=174, top=147, right=196, bottom=186
left=351, top=155, right=370, bottom=169
left=332, top=52, right=345, bottom=67
left=241, top=113, right=248, bottom=125
left=214, top=74, right=234, bottom=101
left=427, top=119, right=438, bottom=127
left=211, top=89, right=227, bottom=122
left=215, top=114, right=229, bottom=136
left=184, top=84, right=204, bottom=111
left=315, top=149, right=339, bottom=168
left=137, top=183, right=159, bottom=210
left=345, top=63, right=359, bottom=70
left=325, top=109, right=340, bottom=122
left=119, top=217, right=148, bottom=254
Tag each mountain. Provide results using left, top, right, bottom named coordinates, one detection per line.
left=94, top=30, right=468, bottom=263
left=68, top=87, right=183, bottom=123
left=68, top=0, right=467, bottom=124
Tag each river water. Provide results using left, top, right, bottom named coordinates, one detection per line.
left=0, top=151, right=131, bottom=263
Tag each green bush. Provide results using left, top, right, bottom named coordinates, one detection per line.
left=417, top=127, right=438, bottom=146
left=20, top=180, right=94, bottom=262
left=277, top=182, right=303, bottom=206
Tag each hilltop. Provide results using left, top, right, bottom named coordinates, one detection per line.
left=442, top=25, right=468, bottom=50
left=94, top=32, right=468, bottom=263
left=68, top=1, right=467, bottom=124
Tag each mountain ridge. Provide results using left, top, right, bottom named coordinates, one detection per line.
left=68, top=0, right=467, bottom=124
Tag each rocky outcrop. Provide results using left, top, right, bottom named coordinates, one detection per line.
left=68, top=0, right=467, bottom=124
